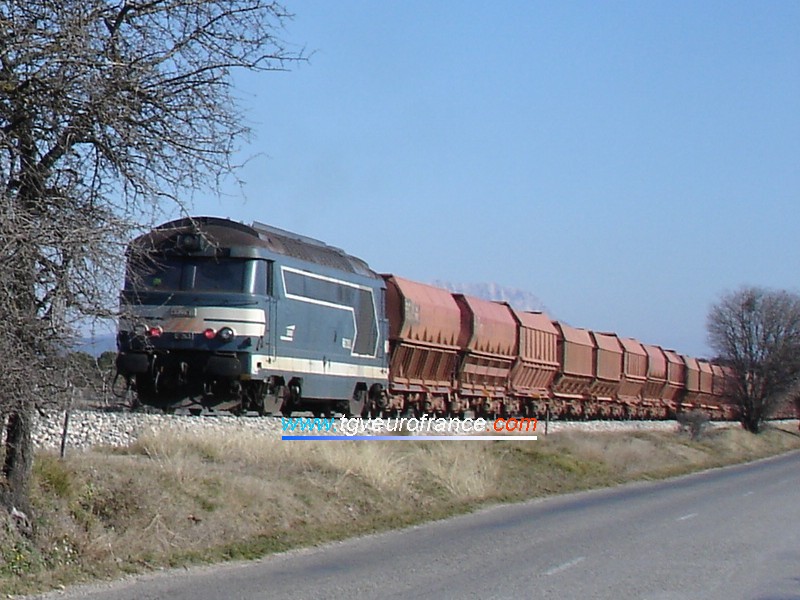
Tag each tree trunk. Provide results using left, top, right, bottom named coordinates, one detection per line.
left=3, top=401, right=34, bottom=514
left=740, top=415, right=760, bottom=434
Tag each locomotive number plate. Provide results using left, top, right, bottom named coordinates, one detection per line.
left=169, top=307, right=196, bottom=317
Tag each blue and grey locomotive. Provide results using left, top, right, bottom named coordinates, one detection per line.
left=116, top=217, right=389, bottom=416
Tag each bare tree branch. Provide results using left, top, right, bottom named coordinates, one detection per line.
left=707, top=286, right=800, bottom=433
left=0, top=0, right=304, bottom=516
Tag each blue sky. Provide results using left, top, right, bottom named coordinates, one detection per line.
left=186, top=1, right=799, bottom=358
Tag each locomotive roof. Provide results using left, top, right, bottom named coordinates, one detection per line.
left=131, top=216, right=377, bottom=276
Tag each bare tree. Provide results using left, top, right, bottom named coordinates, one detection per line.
left=0, top=0, right=302, bottom=517
left=707, top=286, right=800, bottom=433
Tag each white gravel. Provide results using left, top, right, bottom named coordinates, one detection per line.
left=25, top=409, right=785, bottom=453
left=32, top=410, right=285, bottom=452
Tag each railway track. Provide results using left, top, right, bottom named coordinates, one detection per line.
left=32, top=404, right=780, bottom=454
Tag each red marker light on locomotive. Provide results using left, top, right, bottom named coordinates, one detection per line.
left=148, top=326, right=163, bottom=337
left=203, top=328, right=216, bottom=339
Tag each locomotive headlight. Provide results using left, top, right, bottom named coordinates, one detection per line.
left=133, top=323, right=148, bottom=337
left=218, top=327, right=235, bottom=342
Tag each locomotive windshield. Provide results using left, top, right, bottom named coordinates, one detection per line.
left=125, top=256, right=247, bottom=293
left=190, top=259, right=245, bottom=292
left=128, top=259, right=183, bottom=291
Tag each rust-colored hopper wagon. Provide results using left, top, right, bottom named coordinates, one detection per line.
left=681, top=356, right=700, bottom=410
left=382, top=275, right=462, bottom=415
left=697, top=361, right=714, bottom=412
left=551, top=322, right=595, bottom=418
left=660, top=349, right=687, bottom=415
left=452, top=294, right=518, bottom=417
left=682, top=356, right=713, bottom=411
left=709, top=363, right=734, bottom=420
left=641, top=344, right=669, bottom=419
left=618, top=338, right=648, bottom=417
left=507, top=310, right=560, bottom=416
left=588, top=332, right=623, bottom=418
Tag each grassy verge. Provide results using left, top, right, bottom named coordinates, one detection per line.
left=2, top=423, right=799, bottom=595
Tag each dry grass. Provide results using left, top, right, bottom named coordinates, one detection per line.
left=2, top=422, right=799, bottom=595
left=539, top=425, right=800, bottom=480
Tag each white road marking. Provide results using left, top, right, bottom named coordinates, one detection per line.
left=544, top=556, right=586, bottom=576
left=742, top=491, right=754, bottom=497
left=676, top=513, right=698, bottom=521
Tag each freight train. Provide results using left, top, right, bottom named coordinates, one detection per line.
left=116, top=216, right=739, bottom=420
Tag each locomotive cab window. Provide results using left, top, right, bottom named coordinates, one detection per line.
left=124, top=257, right=182, bottom=291
left=125, top=256, right=249, bottom=293
left=188, top=259, right=246, bottom=292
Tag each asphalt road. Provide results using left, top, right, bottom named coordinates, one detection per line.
left=28, top=450, right=800, bottom=600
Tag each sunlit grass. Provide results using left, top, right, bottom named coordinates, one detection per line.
left=2, top=422, right=798, bottom=595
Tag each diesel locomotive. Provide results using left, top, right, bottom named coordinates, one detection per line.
left=116, top=217, right=389, bottom=416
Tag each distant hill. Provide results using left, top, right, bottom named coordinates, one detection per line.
left=430, top=281, right=550, bottom=314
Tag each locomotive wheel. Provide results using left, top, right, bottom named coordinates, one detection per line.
left=252, top=398, right=266, bottom=417
left=134, top=373, right=158, bottom=407
left=259, top=386, right=285, bottom=417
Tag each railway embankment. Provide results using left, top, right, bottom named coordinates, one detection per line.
left=31, top=409, right=757, bottom=452
left=3, top=413, right=799, bottom=596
